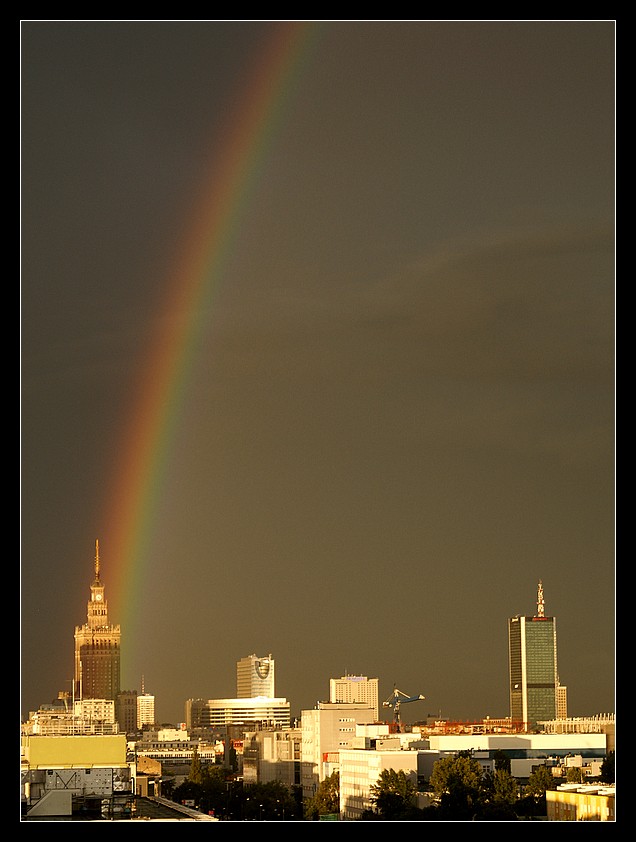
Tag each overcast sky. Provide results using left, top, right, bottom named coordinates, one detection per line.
left=21, top=20, right=615, bottom=726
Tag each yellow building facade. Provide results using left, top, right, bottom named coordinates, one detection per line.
left=546, top=785, right=615, bottom=821
left=22, top=734, right=128, bottom=768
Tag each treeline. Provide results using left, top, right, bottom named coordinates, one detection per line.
left=359, top=750, right=615, bottom=821
left=165, top=745, right=615, bottom=821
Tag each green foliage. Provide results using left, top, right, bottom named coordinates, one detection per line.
left=566, top=766, right=583, bottom=783
left=429, top=752, right=520, bottom=821
left=172, top=773, right=300, bottom=820
left=525, top=764, right=554, bottom=798
left=493, top=749, right=511, bottom=774
left=304, top=771, right=340, bottom=820
left=600, top=751, right=615, bottom=783
left=370, top=769, right=417, bottom=819
left=430, top=752, right=483, bottom=797
left=478, top=768, right=519, bottom=819
left=483, top=768, right=519, bottom=804
left=188, top=744, right=203, bottom=785
left=242, top=780, right=298, bottom=821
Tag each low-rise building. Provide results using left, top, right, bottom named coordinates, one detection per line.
left=425, top=732, right=608, bottom=778
left=242, top=727, right=301, bottom=786
left=21, top=734, right=133, bottom=818
left=23, top=699, right=119, bottom=736
left=546, top=783, right=615, bottom=821
left=185, top=697, right=291, bottom=730
left=339, top=746, right=434, bottom=820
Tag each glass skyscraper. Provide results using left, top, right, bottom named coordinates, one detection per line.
left=508, top=581, right=558, bottom=731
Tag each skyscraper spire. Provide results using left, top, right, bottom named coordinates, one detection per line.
left=537, top=580, right=545, bottom=618
left=75, top=541, right=121, bottom=703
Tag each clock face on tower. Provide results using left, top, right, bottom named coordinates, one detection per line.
left=95, top=593, right=103, bottom=601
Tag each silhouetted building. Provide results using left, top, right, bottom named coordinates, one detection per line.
left=74, top=540, right=121, bottom=701
left=509, top=581, right=558, bottom=731
left=116, top=690, right=138, bottom=736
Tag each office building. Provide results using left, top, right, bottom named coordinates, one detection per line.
left=508, top=581, right=558, bottom=731
left=74, top=541, right=121, bottom=701
left=242, top=727, right=302, bottom=786
left=237, top=653, right=275, bottom=698
left=300, top=702, right=377, bottom=799
left=557, top=682, right=568, bottom=719
left=185, top=697, right=291, bottom=730
left=116, top=690, right=138, bottom=736
left=137, top=692, right=156, bottom=729
left=329, top=675, right=379, bottom=720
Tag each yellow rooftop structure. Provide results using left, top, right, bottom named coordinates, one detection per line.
left=22, top=734, right=128, bottom=769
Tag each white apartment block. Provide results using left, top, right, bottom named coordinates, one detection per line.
left=300, top=702, right=376, bottom=800
left=137, top=693, right=155, bottom=729
left=329, top=675, right=379, bottom=720
left=339, top=747, right=422, bottom=820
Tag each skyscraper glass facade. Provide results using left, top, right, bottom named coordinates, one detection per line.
left=509, top=614, right=558, bottom=730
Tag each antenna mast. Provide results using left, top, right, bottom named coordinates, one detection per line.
left=537, top=580, right=545, bottom=618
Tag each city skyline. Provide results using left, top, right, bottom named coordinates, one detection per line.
left=24, top=540, right=612, bottom=727
left=21, top=20, right=615, bottom=726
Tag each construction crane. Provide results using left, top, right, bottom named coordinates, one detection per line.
left=382, top=687, right=425, bottom=730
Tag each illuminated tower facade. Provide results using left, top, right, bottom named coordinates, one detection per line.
left=237, top=653, right=275, bottom=698
left=74, top=540, right=121, bottom=701
left=329, top=675, right=379, bottom=720
left=508, top=581, right=558, bottom=731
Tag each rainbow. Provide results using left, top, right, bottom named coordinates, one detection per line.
left=100, top=22, right=319, bottom=649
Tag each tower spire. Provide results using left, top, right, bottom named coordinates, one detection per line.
left=537, top=580, right=545, bottom=618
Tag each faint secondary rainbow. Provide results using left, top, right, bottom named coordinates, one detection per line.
left=101, top=22, right=319, bottom=638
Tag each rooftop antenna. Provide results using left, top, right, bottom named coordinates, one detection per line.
left=94, top=539, right=100, bottom=583
left=537, top=580, right=545, bottom=618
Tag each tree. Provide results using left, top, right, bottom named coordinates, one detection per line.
left=429, top=751, right=484, bottom=818
left=493, top=749, right=511, bottom=775
left=188, top=744, right=203, bottom=785
left=243, top=780, right=297, bottom=821
left=304, top=771, right=340, bottom=820
left=430, top=751, right=483, bottom=796
left=370, top=769, right=417, bottom=820
left=430, top=751, right=518, bottom=821
left=525, top=764, right=554, bottom=799
left=513, top=764, right=554, bottom=819
left=478, top=768, right=519, bottom=820
left=600, top=751, right=615, bottom=784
